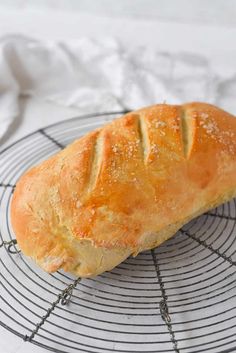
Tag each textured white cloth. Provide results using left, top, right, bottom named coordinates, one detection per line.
left=0, top=35, right=235, bottom=139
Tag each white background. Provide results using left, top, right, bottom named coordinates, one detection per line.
left=0, top=1, right=236, bottom=352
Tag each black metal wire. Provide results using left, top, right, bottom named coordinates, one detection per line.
left=0, top=183, right=15, bottom=188
left=181, top=230, right=236, bottom=267
left=0, top=239, right=20, bottom=254
left=1, top=111, right=236, bottom=353
left=39, top=129, right=65, bottom=149
left=24, top=277, right=81, bottom=342
left=151, top=250, right=180, bottom=353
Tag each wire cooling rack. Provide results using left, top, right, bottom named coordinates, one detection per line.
left=1, top=111, right=236, bottom=353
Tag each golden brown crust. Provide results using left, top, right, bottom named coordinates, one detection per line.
left=11, top=103, right=236, bottom=277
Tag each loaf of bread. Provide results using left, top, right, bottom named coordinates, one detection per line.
left=11, top=103, right=236, bottom=277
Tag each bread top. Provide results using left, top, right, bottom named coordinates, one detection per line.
left=11, top=103, right=236, bottom=274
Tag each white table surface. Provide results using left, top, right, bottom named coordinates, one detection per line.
left=0, top=5, right=236, bottom=353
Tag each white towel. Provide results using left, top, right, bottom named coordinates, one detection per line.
left=0, top=35, right=235, bottom=139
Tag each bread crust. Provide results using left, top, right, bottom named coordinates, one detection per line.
left=11, top=103, right=236, bottom=277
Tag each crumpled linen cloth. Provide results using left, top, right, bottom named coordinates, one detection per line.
left=0, top=34, right=235, bottom=139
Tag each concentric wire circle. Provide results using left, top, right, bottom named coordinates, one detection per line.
left=0, top=111, right=236, bottom=353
